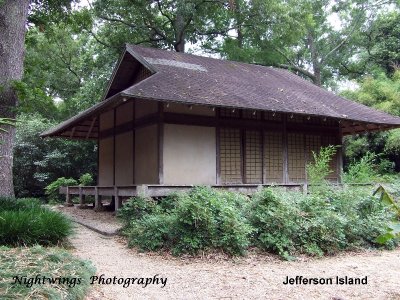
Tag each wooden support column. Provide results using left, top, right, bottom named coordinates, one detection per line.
left=65, top=186, right=73, bottom=206
left=78, top=186, right=85, bottom=208
left=114, top=186, right=121, bottom=211
left=241, top=129, right=246, bottom=184
left=337, top=126, right=344, bottom=183
left=94, top=186, right=100, bottom=211
left=96, top=136, right=100, bottom=185
left=132, top=100, right=136, bottom=184
left=216, top=108, right=221, bottom=184
left=260, top=128, right=264, bottom=184
left=282, top=115, right=289, bottom=184
left=158, top=102, right=164, bottom=184
left=113, top=108, right=116, bottom=186
left=137, top=184, right=148, bottom=197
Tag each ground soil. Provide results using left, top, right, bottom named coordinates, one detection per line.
left=66, top=209, right=400, bottom=300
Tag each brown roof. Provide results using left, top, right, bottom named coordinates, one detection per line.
left=42, top=44, right=400, bottom=138
left=124, top=44, right=400, bottom=126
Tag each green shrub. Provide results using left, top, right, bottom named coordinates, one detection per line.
left=306, top=145, right=337, bottom=186
left=246, top=189, right=301, bottom=259
left=45, top=177, right=78, bottom=203
left=126, top=213, right=175, bottom=251
left=0, top=197, right=42, bottom=211
left=120, top=186, right=396, bottom=259
left=246, top=187, right=395, bottom=259
left=343, top=152, right=379, bottom=183
left=79, top=173, right=93, bottom=186
left=121, top=187, right=253, bottom=256
left=0, top=197, right=73, bottom=246
left=117, top=196, right=158, bottom=226
left=171, top=187, right=252, bottom=255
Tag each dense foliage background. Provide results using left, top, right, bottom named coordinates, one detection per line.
left=12, top=0, right=400, bottom=196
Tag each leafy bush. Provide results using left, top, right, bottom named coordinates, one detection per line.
left=120, top=186, right=396, bottom=259
left=13, top=114, right=97, bottom=198
left=79, top=173, right=93, bottom=186
left=246, top=187, right=396, bottom=259
left=306, top=145, right=337, bottom=185
left=121, top=187, right=253, bottom=256
left=126, top=213, right=175, bottom=251
left=118, top=196, right=158, bottom=226
left=171, top=187, right=252, bottom=255
left=45, top=177, right=78, bottom=203
left=343, top=152, right=379, bottom=183
left=0, top=197, right=73, bottom=246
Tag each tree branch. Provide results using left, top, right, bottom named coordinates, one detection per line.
left=98, top=15, right=136, bottom=29
left=275, top=63, right=317, bottom=82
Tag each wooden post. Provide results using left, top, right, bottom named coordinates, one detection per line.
left=282, top=115, right=289, bottom=184
left=78, top=186, right=85, bottom=208
left=337, top=126, right=343, bottom=183
left=158, top=102, right=164, bottom=184
left=94, top=186, right=100, bottom=210
left=114, top=186, right=121, bottom=211
left=216, top=108, right=221, bottom=185
left=65, top=186, right=73, bottom=206
left=137, top=184, right=148, bottom=197
left=303, top=183, right=308, bottom=195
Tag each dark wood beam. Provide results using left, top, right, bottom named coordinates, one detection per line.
left=86, top=117, right=97, bottom=139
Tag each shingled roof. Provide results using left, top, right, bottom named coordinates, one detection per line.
left=42, top=44, right=400, bottom=139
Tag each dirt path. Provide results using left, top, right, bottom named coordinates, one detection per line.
left=70, top=224, right=400, bottom=300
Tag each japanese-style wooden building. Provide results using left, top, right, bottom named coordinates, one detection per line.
left=41, top=44, right=400, bottom=210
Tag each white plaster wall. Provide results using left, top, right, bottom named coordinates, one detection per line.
left=163, top=124, right=216, bottom=185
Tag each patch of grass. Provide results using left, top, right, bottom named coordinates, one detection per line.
left=0, top=245, right=95, bottom=299
left=0, top=197, right=73, bottom=246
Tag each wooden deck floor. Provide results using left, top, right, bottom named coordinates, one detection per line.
left=60, top=184, right=307, bottom=211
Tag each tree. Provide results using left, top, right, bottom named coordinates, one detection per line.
left=342, top=70, right=400, bottom=171
left=0, top=0, right=77, bottom=197
left=14, top=114, right=97, bottom=198
left=0, top=0, right=30, bottom=197
left=90, top=0, right=232, bottom=53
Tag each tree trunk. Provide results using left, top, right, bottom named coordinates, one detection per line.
left=234, top=0, right=243, bottom=49
left=307, top=31, right=322, bottom=86
left=0, top=0, right=30, bottom=197
left=174, top=12, right=186, bottom=52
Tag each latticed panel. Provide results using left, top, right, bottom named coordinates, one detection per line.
left=264, top=112, right=282, bottom=122
left=263, top=131, right=283, bottom=183
left=132, top=65, right=152, bottom=84
left=220, top=128, right=242, bottom=184
left=322, top=135, right=339, bottom=181
left=242, top=110, right=262, bottom=120
left=220, top=108, right=240, bottom=118
left=244, top=130, right=262, bottom=183
left=288, top=133, right=305, bottom=183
